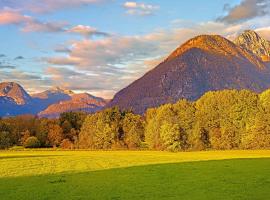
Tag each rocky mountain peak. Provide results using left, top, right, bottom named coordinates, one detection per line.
left=50, top=86, right=74, bottom=95
left=0, top=82, right=31, bottom=105
left=234, top=30, right=270, bottom=61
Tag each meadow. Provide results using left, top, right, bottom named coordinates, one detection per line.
left=0, top=150, right=270, bottom=200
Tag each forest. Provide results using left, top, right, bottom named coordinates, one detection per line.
left=1, top=89, right=270, bottom=151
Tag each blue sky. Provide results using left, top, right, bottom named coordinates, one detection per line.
left=0, top=0, right=270, bottom=98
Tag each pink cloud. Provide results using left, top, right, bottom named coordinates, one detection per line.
left=67, top=25, right=109, bottom=37
left=8, top=0, right=111, bottom=13
left=0, top=10, right=30, bottom=25
left=0, top=9, right=67, bottom=33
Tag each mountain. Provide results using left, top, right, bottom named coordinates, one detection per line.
left=32, top=87, right=74, bottom=100
left=234, top=30, right=270, bottom=62
left=0, top=82, right=107, bottom=117
left=108, top=34, right=270, bottom=114
left=0, top=96, right=18, bottom=116
left=38, top=93, right=107, bottom=118
left=31, top=87, right=74, bottom=112
left=0, top=82, right=31, bottom=105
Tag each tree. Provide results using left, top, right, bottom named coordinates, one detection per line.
left=160, top=122, right=181, bottom=151
left=24, top=136, right=40, bottom=148
left=60, top=139, right=74, bottom=149
left=145, top=104, right=177, bottom=150
left=20, top=130, right=31, bottom=146
left=122, top=113, right=144, bottom=149
left=242, top=111, right=270, bottom=149
left=189, top=123, right=209, bottom=150
left=79, top=108, right=123, bottom=149
left=0, top=131, right=11, bottom=149
left=47, top=124, right=64, bottom=147
left=35, top=118, right=50, bottom=146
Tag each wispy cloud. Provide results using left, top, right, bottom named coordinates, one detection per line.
left=0, top=9, right=109, bottom=36
left=0, top=69, right=51, bottom=93
left=43, top=17, right=270, bottom=98
left=14, top=56, right=24, bottom=60
left=123, top=1, right=159, bottom=16
left=0, top=0, right=110, bottom=13
left=0, top=9, right=67, bottom=33
left=0, top=64, right=16, bottom=69
left=218, top=0, right=270, bottom=23
left=67, top=25, right=110, bottom=38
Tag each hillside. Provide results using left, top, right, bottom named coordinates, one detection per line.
left=108, top=34, right=270, bottom=114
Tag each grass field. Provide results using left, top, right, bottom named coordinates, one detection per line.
left=0, top=150, right=270, bottom=200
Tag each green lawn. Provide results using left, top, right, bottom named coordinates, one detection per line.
left=0, top=150, right=270, bottom=200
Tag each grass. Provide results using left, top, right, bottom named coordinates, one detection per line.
left=0, top=150, right=270, bottom=199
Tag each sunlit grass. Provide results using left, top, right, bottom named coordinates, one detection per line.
left=1, top=150, right=270, bottom=178
left=0, top=150, right=270, bottom=200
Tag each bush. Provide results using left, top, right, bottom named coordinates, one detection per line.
left=60, top=139, right=74, bottom=149
left=24, top=137, right=41, bottom=148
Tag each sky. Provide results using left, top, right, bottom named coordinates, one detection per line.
left=0, top=0, right=270, bottom=98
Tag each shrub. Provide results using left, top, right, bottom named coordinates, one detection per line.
left=60, top=139, right=74, bottom=149
left=24, top=137, right=41, bottom=148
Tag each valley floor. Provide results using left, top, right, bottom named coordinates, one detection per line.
left=0, top=150, right=270, bottom=200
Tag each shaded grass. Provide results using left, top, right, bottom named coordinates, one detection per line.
left=0, top=158, right=270, bottom=200
left=1, top=150, right=270, bottom=177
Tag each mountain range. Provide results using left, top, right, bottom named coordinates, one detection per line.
left=0, top=82, right=107, bottom=117
left=1, top=30, right=270, bottom=116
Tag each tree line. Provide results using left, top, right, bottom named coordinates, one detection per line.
left=1, top=89, right=270, bottom=151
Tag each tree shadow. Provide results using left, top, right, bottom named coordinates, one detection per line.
left=0, top=158, right=270, bottom=200
left=0, top=155, right=64, bottom=160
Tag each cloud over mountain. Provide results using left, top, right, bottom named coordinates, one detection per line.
left=219, top=0, right=270, bottom=23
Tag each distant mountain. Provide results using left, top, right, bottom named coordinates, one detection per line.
left=234, top=30, right=270, bottom=62
left=0, top=82, right=31, bottom=105
left=108, top=34, right=270, bottom=114
left=0, top=96, right=18, bottom=116
left=38, top=93, right=107, bottom=118
left=0, top=82, right=107, bottom=117
left=31, top=87, right=74, bottom=112
left=32, top=86, right=74, bottom=100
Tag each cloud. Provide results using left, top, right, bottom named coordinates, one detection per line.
left=67, top=25, right=109, bottom=38
left=0, top=54, right=6, bottom=58
left=0, top=9, right=67, bottom=33
left=0, top=10, right=110, bottom=36
left=0, top=9, right=31, bottom=25
left=218, top=0, right=270, bottom=23
left=123, top=1, right=159, bottom=16
left=22, top=20, right=67, bottom=33
left=255, top=27, right=270, bottom=40
left=0, top=69, right=51, bottom=93
left=54, top=45, right=72, bottom=53
left=0, top=0, right=110, bottom=13
left=0, top=64, right=16, bottom=69
left=14, top=56, right=24, bottom=60
left=45, top=66, right=123, bottom=98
